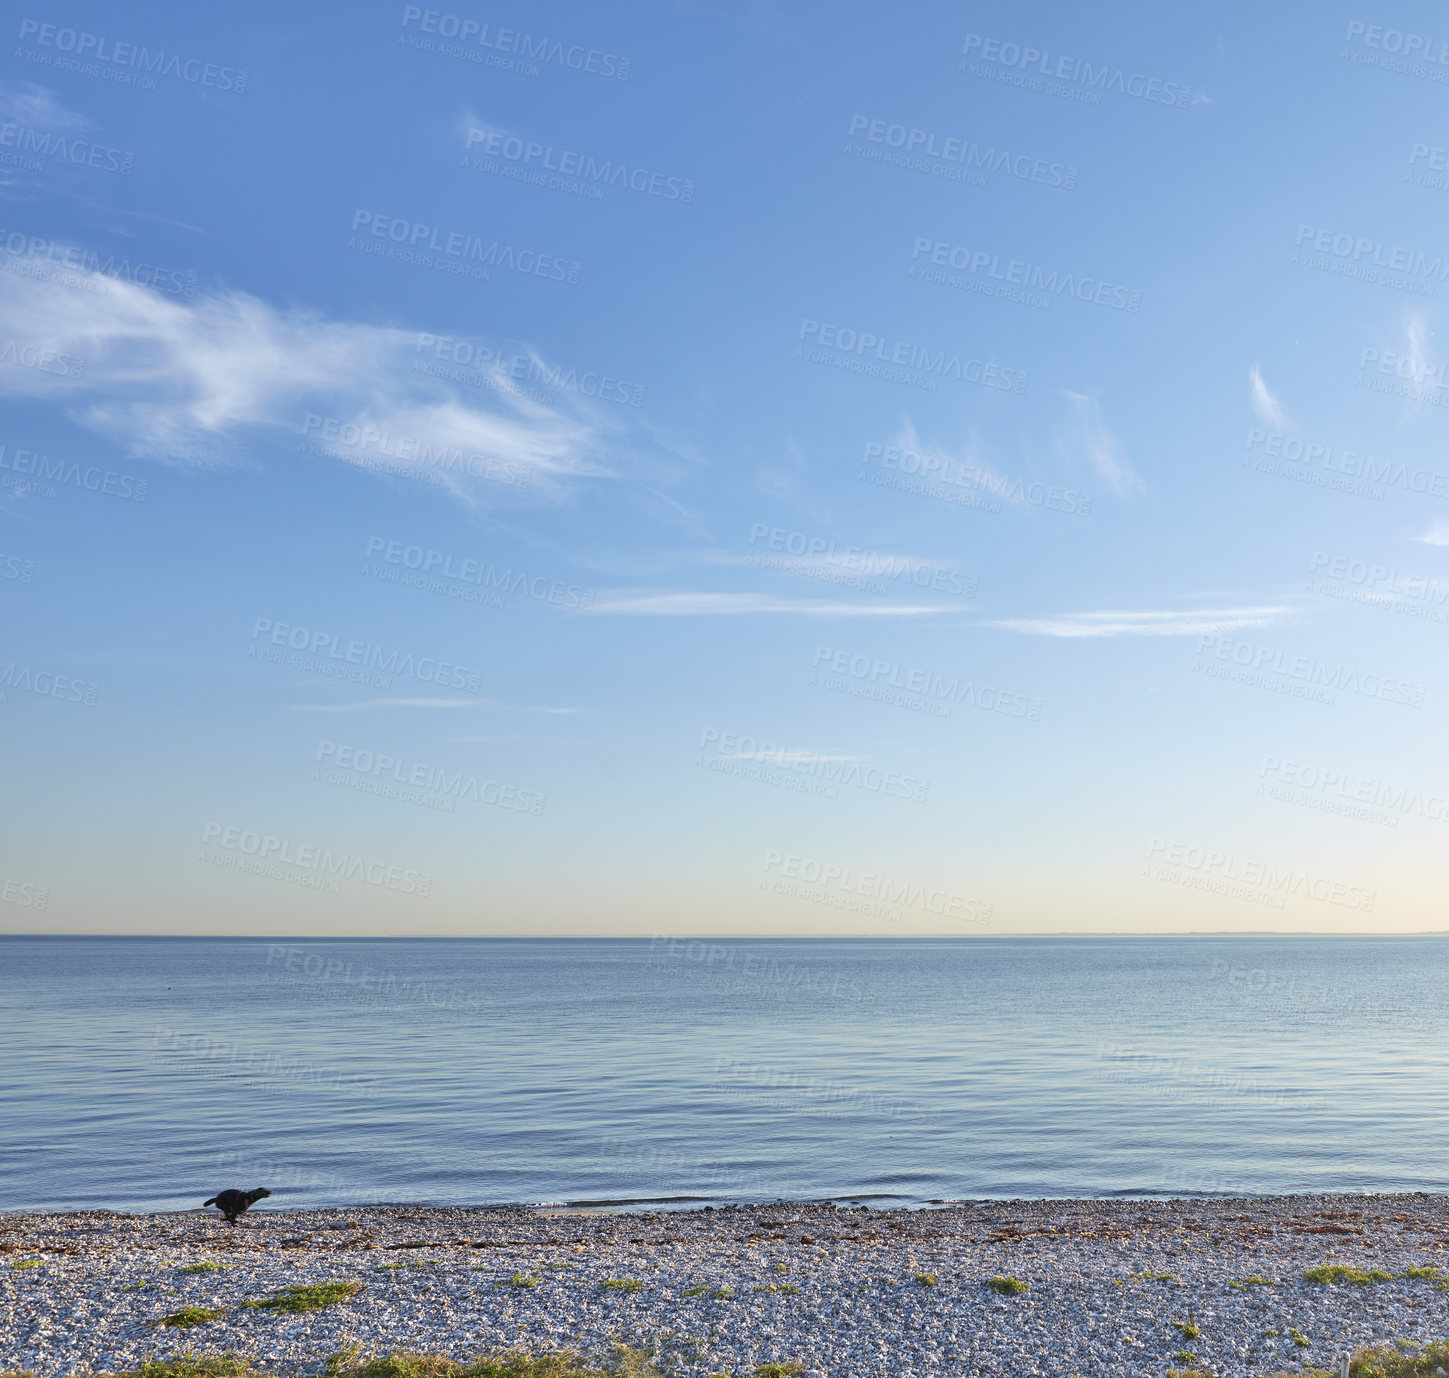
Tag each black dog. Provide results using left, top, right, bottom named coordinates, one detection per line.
left=202, top=1187, right=272, bottom=1224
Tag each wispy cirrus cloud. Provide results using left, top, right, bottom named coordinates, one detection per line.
left=888, top=419, right=1017, bottom=501
left=1416, top=519, right=1449, bottom=546
left=1248, top=363, right=1290, bottom=429
left=0, top=255, right=607, bottom=502
left=719, top=749, right=857, bottom=763
left=1060, top=390, right=1143, bottom=497
left=586, top=591, right=959, bottom=616
left=0, top=82, right=90, bottom=131
left=287, top=698, right=480, bottom=712
left=706, top=549, right=959, bottom=577
left=291, top=698, right=580, bottom=714
left=987, top=606, right=1294, bottom=638
left=1386, top=311, right=1444, bottom=422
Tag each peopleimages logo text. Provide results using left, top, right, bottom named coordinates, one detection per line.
left=349, top=211, right=581, bottom=283
left=1344, top=20, right=1449, bottom=65
left=364, top=537, right=595, bottom=609
left=201, top=823, right=432, bottom=896
left=15, top=19, right=248, bottom=91
left=0, top=232, right=196, bottom=296
left=799, top=320, right=1026, bottom=392
left=464, top=128, right=693, bottom=202
left=314, top=741, right=546, bottom=815
left=1146, top=839, right=1376, bottom=912
left=961, top=33, right=1192, bottom=106
left=399, top=7, right=630, bottom=79
left=847, top=115, right=1075, bottom=188
left=1294, top=224, right=1449, bottom=285
left=250, top=619, right=481, bottom=691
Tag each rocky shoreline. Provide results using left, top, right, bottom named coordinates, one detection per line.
left=4, top=1195, right=1449, bottom=1376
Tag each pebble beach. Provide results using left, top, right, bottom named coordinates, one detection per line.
left=4, top=1195, right=1449, bottom=1377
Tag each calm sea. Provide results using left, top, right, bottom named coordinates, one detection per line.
left=1, top=936, right=1445, bottom=1213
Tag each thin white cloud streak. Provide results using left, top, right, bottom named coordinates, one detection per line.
left=0, top=82, right=89, bottom=131
left=0, top=256, right=604, bottom=501
left=1392, top=311, right=1444, bottom=423
left=287, top=698, right=480, bottom=712
left=988, top=606, right=1294, bottom=638
left=461, top=112, right=513, bottom=144
left=291, top=699, right=580, bottom=714
left=719, top=751, right=858, bottom=764
left=706, top=550, right=959, bottom=576
left=1248, top=364, right=1290, bottom=429
left=1060, top=390, right=1143, bottom=497
left=1417, top=519, right=1449, bottom=546
left=889, top=419, right=1022, bottom=503
left=586, top=591, right=959, bottom=616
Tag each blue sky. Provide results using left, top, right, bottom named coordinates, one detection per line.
left=2, top=0, right=1447, bottom=935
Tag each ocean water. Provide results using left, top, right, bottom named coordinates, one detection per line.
left=1, top=935, right=1446, bottom=1214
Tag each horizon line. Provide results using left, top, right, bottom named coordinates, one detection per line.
left=4, top=931, right=1449, bottom=940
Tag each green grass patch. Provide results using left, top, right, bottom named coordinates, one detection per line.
left=321, top=1345, right=668, bottom=1378
left=1302, top=1264, right=1433, bottom=1286
left=1324, top=1336, right=1449, bottom=1376
left=1170, top=1320, right=1201, bottom=1341
left=986, top=1275, right=1028, bottom=1295
left=8, top=1259, right=44, bottom=1270
left=913, top=1272, right=936, bottom=1286
left=86, top=1341, right=1449, bottom=1378
left=497, top=1274, right=539, bottom=1289
left=1304, top=1264, right=1390, bottom=1285
left=597, top=1278, right=643, bottom=1293
left=92, top=1356, right=255, bottom=1378
left=179, top=1262, right=225, bottom=1276
left=1290, top=1327, right=1310, bottom=1348
left=152, top=1308, right=225, bottom=1329
left=1401, top=1267, right=1447, bottom=1283
left=241, top=1281, right=363, bottom=1314
left=1227, top=1274, right=1277, bottom=1289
